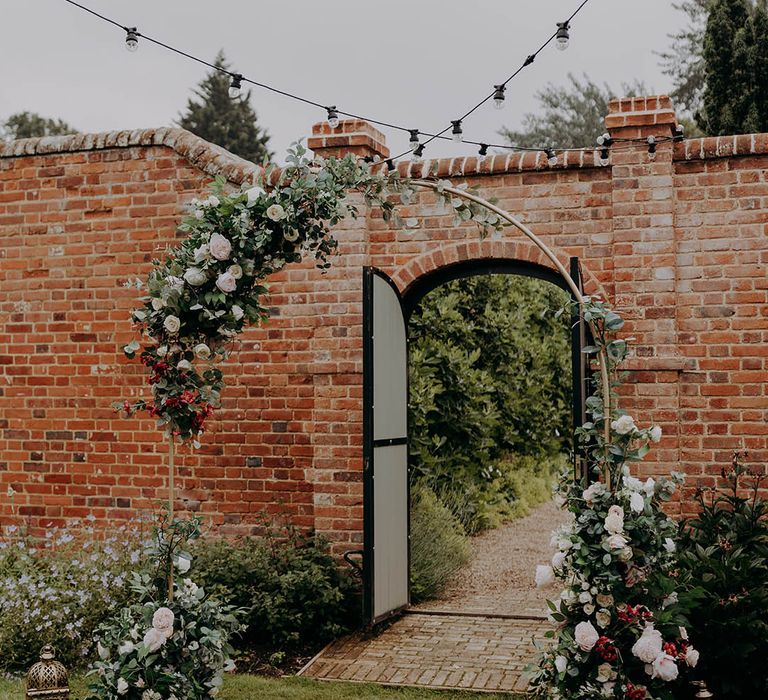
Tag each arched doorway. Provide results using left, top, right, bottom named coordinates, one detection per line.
left=361, top=257, right=589, bottom=625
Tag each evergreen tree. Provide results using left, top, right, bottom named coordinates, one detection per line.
left=701, top=0, right=768, bottom=134
left=1, top=111, right=77, bottom=140
left=499, top=74, right=646, bottom=149
left=178, top=51, right=272, bottom=163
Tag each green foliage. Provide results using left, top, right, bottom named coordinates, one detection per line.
left=179, top=50, right=271, bottom=163
left=499, top=74, right=647, bottom=149
left=701, top=0, right=768, bottom=134
left=408, top=274, right=571, bottom=532
left=191, top=525, right=359, bottom=649
left=0, top=519, right=146, bottom=673
left=677, top=455, right=768, bottom=698
left=409, top=485, right=470, bottom=603
left=1, top=111, right=77, bottom=140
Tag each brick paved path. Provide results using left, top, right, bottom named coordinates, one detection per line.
left=300, top=501, right=566, bottom=693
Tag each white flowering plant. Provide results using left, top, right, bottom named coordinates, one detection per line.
left=116, top=146, right=501, bottom=443
left=86, top=516, right=242, bottom=700
left=530, top=299, right=698, bottom=700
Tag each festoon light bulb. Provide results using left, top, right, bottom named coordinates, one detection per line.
left=546, top=148, right=558, bottom=167
left=228, top=74, right=243, bottom=99
left=596, top=133, right=612, bottom=166
left=555, top=22, right=570, bottom=51
left=647, top=135, right=657, bottom=161
left=125, top=27, right=139, bottom=52
left=478, top=144, right=489, bottom=163
left=326, top=106, right=340, bottom=129
left=492, top=85, right=506, bottom=110
left=409, top=129, right=420, bottom=152
left=412, top=144, right=425, bottom=162
left=451, top=120, right=463, bottom=143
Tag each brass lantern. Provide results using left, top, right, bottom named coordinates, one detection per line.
left=25, top=646, right=69, bottom=699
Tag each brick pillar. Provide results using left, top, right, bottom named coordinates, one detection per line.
left=307, top=119, right=390, bottom=161
left=607, top=95, right=682, bottom=498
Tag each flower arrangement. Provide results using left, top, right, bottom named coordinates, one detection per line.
left=86, top=516, right=242, bottom=700
left=530, top=299, right=698, bottom=700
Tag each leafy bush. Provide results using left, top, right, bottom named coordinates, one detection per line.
left=191, top=524, right=358, bottom=649
left=0, top=517, right=147, bottom=673
left=408, top=274, right=571, bottom=532
left=677, top=455, right=768, bottom=698
left=409, top=485, right=470, bottom=603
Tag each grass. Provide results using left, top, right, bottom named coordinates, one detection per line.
left=1, top=673, right=523, bottom=699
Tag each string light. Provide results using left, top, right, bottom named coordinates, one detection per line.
left=555, top=22, right=570, bottom=51
left=492, top=85, right=506, bottom=110
left=478, top=144, right=489, bottom=162
left=125, top=27, right=139, bottom=52
left=409, top=129, right=421, bottom=152
left=451, top=120, right=464, bottom=142
left=673, top=124, right=685, bottom=142
left=596, top=132, right=612, bottom=166
left=412, top=143, right=425, bottom=162
left=228, top=74, right=243, bottom=99
left=647, top=135, right=657, bottom=160
left=326, top=106, right=340, bottom=129
left=545, top=148, right=558, bottom=167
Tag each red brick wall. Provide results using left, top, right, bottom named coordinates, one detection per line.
left=1, top=97, right=766, bottom=549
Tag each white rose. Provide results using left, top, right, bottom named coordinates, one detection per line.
left=678, top=626, right=689, bottom=641
left=163, top=315, right=181, bottom=334
left=574, top=621, right=599, bottom=652
left=216, top=271, right=237, bottom=293
left=194, top=343, right=211, bottom=360
left=117, top=677, right=130, bottom=695
left=284, top=229, right=299, bottom=242
left=554, top=655, right=567, bottom=674
left=118, top=640, right=135, bottom=656
left=662, top=592, right=678, bottom=608
left=684, top=646, right=699, bottom=668
left=624, top=476, right=643, bottom=492
left=618, top=547, right=634, bottom=561
left=176, top=554, right=191, bottom=573
left=644, top=478, right=656, bottom=496
left=231, top=305, right=244, bottom=321
left=600, top=682, right=616, bottom=698
left=650, top=425, right=663, bottom=442
left=596, top=663, right=614, bottom=683
left=583, top=603, right=595, bottom=615
left=630, top=492, right=645, bottom=513
left=156, top=345, right=168, bottom=357
left=631, top=624, right=664, bottom=664
left=578, top=591, right=592, bottom=604
left=97, top=641, right=109, bottom=660
left=245, top=186, right=265, bottom=205
left=166, top=275, right=184, bottom=290
left=651, top=652, right=679, bottom=681
left=152, top=607, right=175, bottom=635
left=266, top=203, right=287, bottom=221
left=552, top=551, right=567, bottom=570
left=663, top=537, right=677, bottom=553
left=604, top=506, right=625, bottom=534
left=183, top=267, right=208, bottom=287
left=193, top=244, right=210, bottom=264
left=582, top=482, right=606, bottom=503
left=142, top=627, right=167, bottom=652
left=611, top=414, right=637, bottom=435
left=151, top=297, right=165, bottom=311
left=596, top=610, right=611, bottom=628
left=194, top=209, right=204, bottom=220
left=209, top=232, right=232, bottom=261
left=606, top=533, right=628, bottom=550
left=205, top=195, right=220, bottom=207
left=228, top=264, right=243, bottom=279
left=177, top=359, right=192, bottom=371
left=535, top=564, right=555, bottom=588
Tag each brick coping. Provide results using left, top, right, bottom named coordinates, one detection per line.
left=2, top=127, right=767, bottom=184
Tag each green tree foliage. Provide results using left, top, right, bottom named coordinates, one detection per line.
left=700, top=0, right=768, bottom=134
left=1, top=111, right=77, bottom=140
left=408, top=274, right=571, bottom=532
left=178, top=51, right=272, bottom=163
left=499, top=74, right=647, bottom=149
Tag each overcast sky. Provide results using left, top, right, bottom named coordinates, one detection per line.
left=2, top=0, right=687, bottom=161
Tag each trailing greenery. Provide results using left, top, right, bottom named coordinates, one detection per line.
left=409, top=485, right=470, bottom=603
left=190, top=525, right=359, bottom=649
left=408, top=274, right=571, bottom=533
left=677, top=454, right=768, bottom=698
left=178, top=50, right=272, bottom=163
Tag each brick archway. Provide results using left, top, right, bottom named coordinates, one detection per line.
left=390, top=238, right=608, bottom=300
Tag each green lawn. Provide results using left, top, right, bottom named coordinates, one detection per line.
left=1, top=674, right=521, bottom=699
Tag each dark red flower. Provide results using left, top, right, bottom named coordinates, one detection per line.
left=595, top=636, right=618, bottom=662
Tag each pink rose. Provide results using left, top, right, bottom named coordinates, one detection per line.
left=651, top=652, right=679, bottom=681
left=209, top=232, right=232, bottom=261
left=574, top=621, right=599, bottom=652
left=216, top=271, right=237, bottom=293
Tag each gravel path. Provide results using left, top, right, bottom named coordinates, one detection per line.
left=415, top=499, right=570, bottom=618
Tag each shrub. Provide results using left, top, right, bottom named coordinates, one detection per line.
left=409, top=485, right=470, bottom=603
left=191, top=524, right=358, bottom=649
left=677, top=455, right=768, bottom=698
left=0, top=518, right=147, bottom=673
